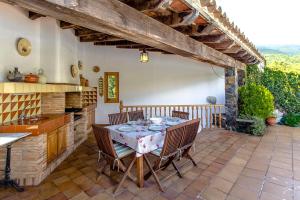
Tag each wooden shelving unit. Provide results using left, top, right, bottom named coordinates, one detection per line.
left=82, top=89, right=97, bottom=107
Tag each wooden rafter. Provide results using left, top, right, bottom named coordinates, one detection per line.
left=24, top=0, right=263, bottom=65
left=5, top=0, right=246, bottom=69
left=28, top=11, right=45, bottom=20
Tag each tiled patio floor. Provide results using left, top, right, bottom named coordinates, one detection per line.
left=0, top=125, right=299, bottom=200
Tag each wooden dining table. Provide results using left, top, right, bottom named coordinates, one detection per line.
left=106, top=117, right=187, bottom=187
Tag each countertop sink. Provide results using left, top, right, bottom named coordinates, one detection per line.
left=29, top=117, right=49, bottom=121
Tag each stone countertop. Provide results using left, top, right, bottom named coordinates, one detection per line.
left=0, top=133, right=31, bottom=146
left=0, top=114, right=71, bottom=136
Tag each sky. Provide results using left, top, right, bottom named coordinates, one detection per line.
left=216, top=0, right=300, bottom=46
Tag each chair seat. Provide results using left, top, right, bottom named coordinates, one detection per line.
left=114, top=142, right=135, bottom=158
left=151, top=148, right=162, bottom=157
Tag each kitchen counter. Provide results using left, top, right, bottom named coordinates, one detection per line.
left=0, top=113, right=71, bottom=136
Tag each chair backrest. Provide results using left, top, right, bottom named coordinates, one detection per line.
left=160, top=123, right=185, bottom=157
left=108, top=112, right=128, bottom=125
left=92, top=125, right=117, bottom=159
left=128, top=110, right=144, bottom=121
left=172, top=110, right=189, bottom=120
left=180, top=119, right=200, bottom=149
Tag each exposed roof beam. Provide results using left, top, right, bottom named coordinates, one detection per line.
left=95, top=41, right=139, bottom=46
left=196, top=24, right=216, bottom=36
left=75, top=29, right=102, bottom=37
left=60, top=21, right=78, bottom=29
left=28, top=11, right=45, bottom=20
left=194, top=34, right=227, bottom=43
left=221, top=46, right=242, bottom=54
left=207, top=40, right=235, bottom=50
left=6, top=0, right=245, bottom=69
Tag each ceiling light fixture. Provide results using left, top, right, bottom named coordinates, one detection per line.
left=140, top=49, right=149, bottom=63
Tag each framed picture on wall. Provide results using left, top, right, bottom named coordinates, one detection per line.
left=104, top=72, right=119, bottom=103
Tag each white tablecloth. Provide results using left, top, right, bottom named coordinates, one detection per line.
left=106, top=117, right=186, bottom=156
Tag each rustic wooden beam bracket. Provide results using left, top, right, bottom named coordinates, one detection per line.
left=170, top=8, right=199, bottom=27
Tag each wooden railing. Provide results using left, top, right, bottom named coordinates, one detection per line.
left=120, top=101, right=225, bottom=129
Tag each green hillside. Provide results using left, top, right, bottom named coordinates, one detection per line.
left=258, top=45, right=300, bottom=73
left=264, top=54, right=300, bottom=73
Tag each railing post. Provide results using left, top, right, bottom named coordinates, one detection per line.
left=120, top=100, right=123, bottom=113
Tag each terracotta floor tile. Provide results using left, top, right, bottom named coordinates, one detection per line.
left=209, top=177, right=234, bottom=194
left=200, top=187, right=227, bottom=200
left=267, top=166, right=293, bottom=178
left=69, top=191, right=89, bottom=200
left=62, top=185, right=83, bottom=199
left=235, top=175, right=263, bottom=193
left=260, top=192, right=282, bottom=200
left=2, top=127, right=299, bottom=200
left=89, top=192, right=114, bottom=200
left=85, top=184, right=104, bottom=197
left=115, top=190, right=135, bottom=200
left=262, top=181, right=293, bottom=200
left=47, top=192, right=68, bottom=200
left=52, top=175, right=71, bottom=186
left=229, top=185, right=259, bottom=200
left=241, top=167, right=266, bottom=180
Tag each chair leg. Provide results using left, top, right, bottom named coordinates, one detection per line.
left=171, top=161, right=183, bottom=178
left=161, top=156, right=175, bottom=171
left=144, top=155, right=164, bottom=192
left=186, top=153, right=197, bottom=166
left=144, top=160, right=159, bottom=180
left=114, top=157, right=136, bottom=194
left=119, top=159, right=137, bottom=182
left=96, top=161, right=108, bottom=181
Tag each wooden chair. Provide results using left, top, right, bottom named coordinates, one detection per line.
left=128, top=110, right=144, bottom=121
left=92, top=125, right=135, bottom=194
left=144, top=123, right=186, bottom=188
left=172, top=110, right=189, bottom=120
left=108, top=112, right=128, bottom=125
left=177, top=119, right=200, bottom=166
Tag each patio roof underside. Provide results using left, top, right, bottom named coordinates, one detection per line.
left=7, top=0, right=264, bottom=69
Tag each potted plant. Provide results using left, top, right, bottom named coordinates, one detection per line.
left=266, top=115, right=276, bottom=126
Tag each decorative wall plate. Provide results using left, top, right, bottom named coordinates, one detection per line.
left=93, top=66, right=100, bottom=73
left=17, top=38, right=32, bottom=56
left=70, top=65, right=79, bottom=78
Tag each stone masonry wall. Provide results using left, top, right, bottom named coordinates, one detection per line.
left=225, top=67, right=238, bottom=130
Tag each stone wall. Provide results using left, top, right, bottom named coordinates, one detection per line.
left=225, top=67, right=238, bottom=130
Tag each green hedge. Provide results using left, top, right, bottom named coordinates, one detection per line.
left=239, top=83, right=275, bottom=119
left=246, top=65, right=300, bottom=114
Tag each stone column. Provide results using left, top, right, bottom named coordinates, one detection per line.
left=238, top=69, right=246, bottom=87
left=225, top=67, right=238, bottom=130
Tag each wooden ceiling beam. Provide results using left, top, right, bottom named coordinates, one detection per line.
left=60, top=21, right=78, bottom=29
left=28, top=11, right=45, bottom=20
left=194, top=34, right=227, bottom=43
left=221, top=46, right=242, bottom=54
left=75, top=29, right=102, bottom=37
left=206, top=40, right=235, bottom=50
left=95, top=41, right=138, bottom=46
left=6, top=0, right=245, bottom=69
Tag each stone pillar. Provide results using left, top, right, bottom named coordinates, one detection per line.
left=225, top=67, right=238, bottom=130
left=238, top=69, right=246, bottom=87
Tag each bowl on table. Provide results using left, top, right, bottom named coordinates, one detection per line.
left=150, top=117, right=163, bottom=125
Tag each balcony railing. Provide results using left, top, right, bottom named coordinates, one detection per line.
left=119, top=101, right=225, bottom=129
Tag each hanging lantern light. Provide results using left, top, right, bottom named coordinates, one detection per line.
left=140, top=49, right=149, bottom=63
